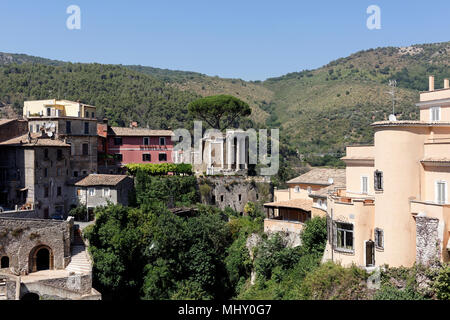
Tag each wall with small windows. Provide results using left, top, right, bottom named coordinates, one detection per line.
left=106, top=135, right=174, bottom=165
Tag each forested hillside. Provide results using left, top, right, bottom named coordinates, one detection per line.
left=0, top=63, right=199, bottom=129
left=0, top=41, right=449, bottom=173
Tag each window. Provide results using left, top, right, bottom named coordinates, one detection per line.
left=84, top=122, right=89, bottom=134
left=114, top=137, right=122, bottom=145
left=238, top=194, right=242, bottom=201
left=294, top=186, right=300, bottom=193
left=103, top=188, right=110, bottom=197
left=374, top=170, right=383, bottom=191
left=66, top=121, right=72, bottom=134
left=375, top=228, right=384, bottom=249
left=36, top=124, right=40, bottom=133
left=1, top=256, right=9, bottom=269
left=143, top=154, right=151, bottom=162
left=44, top=168, right=48, bottom=177
left=335, top=222, right=354, bottom=251
left=82, top=170, right=87, bottom=175
left=57, top=168, right=61, bottom=176
left=82, top=143, right=89, bottom=156
left=221, top=195, right=224, bottom=202
left=307, top=186, right=312, bottom=194
left=159, top=153, right=167, bottom=161
left=88, top=188, right=95, bottom=196
left=57, top=149, right=63, bottom=160
left=430, top=106, right=441, bottom=121
left=29, top=125, right=33, bottom=133
left=85, top=111, right=89, bottom=118
left=44, top=208, right=49, bottom=219
left=57, top=186, right=62, bottom=196
left=46, top=108, right=51, bottom=116
left=44, top=186, right=49, bottom=198
left=361, top=176, right=368, bottom=194
left=436, top=181, right=447, bottom=204
left=44, top=148, right=49, bottom=159
left=91, top=112, right=95, bottom=118
left=73, top=171, right=79, bottom=177
left=143, top=137, right=150, bottom=145
left=159, top=137, right=166, bottom=146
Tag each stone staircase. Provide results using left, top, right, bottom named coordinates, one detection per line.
left=65, top=229, right=92, bottom=274
left=0, top=277, right=7, bottom=300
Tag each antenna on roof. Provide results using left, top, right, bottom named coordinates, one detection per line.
left=387, top=80, right=397, bottom=121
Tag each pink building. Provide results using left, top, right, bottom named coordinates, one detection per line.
left=107, top=126, right=175, bottom=165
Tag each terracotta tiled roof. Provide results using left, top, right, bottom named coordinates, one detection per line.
left=108, top=126, right=174, bottom=137
left=264, top=199, right=313, bottom=212
left=287, top=168, right=346, bottom=186
left=0, top=119, right=15, bottom=126
left=0, top=133, right=70, bottom=147
left=74, top=174, right=129, bottom=186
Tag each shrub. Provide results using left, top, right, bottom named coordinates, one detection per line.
left=299, top=262, right=370, bottom=300
left=69, top=205, right=88, bottom=221
left=300, top=216, right=327, bottom=256
left=433, top=264, right=450, bottom=300
left=374, top=284, right=426, bottom=300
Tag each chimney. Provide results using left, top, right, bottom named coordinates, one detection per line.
left=445, top=79, right=449, bottom=89
left=130, top=121, right=138, bottom=128
left=429, top=75, right=435, bottom=91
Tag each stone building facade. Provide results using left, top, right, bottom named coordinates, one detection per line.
left=198, top=175, right=273, bottom=214
left=0, top=217, right=73, bottom=274
left=0, top=134, right=71, bottom=218
left=69, top=174, right=134, bottom=212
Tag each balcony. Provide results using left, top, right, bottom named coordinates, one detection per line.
left=264, top=218, right=304, bottom=234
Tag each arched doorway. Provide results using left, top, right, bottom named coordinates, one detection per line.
left=0, top=256, right=9, bottom=268
left=29, top=245, right=54, bottom=272
left=21, top=292, right=40, bottom=301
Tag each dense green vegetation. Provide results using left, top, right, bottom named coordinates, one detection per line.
left=0, top=62, right=199, bottom=130
left=124, top=163, right=193, bottom=176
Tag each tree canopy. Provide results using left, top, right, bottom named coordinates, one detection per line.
left=187, top=94, right=251, bottom=131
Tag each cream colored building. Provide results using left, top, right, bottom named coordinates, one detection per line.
left=264, top=168, right=345, bottom=235
left=23, top=99, right=96, bottom=119
left=323, top=76, right=450, bottom=268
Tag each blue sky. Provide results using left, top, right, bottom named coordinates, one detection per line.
left=0, top=0, right=449, bottom=80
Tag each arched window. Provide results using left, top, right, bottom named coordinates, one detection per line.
left=1, top=256, right=9, bottom=269
left=294, top=186, right=300, bottom=193
left=307, top=186, right=312, bottom=194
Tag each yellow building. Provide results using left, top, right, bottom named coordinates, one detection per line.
left=23, top=99, right=96, bottom=119
left=324, top=76, right=450, bottom=268
left=264, top=168, right=345, bottom=235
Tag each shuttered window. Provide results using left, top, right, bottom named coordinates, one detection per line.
left=430, top=107, right=441, bottom=121
left=374, top=170, right=383, bottom=191
left=361, top=176, right=368, bottom=194
left=436, top=181, right=447, bottom=204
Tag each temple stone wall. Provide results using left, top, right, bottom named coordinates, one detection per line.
left=416, top=216, right=441, bottom=266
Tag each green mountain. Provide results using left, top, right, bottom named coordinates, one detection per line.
left=0, top=41, right=449, bottom=167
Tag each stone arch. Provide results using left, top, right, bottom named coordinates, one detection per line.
left=29, top=244, right=54, bottom=273
left=0, top=255, right=9, bottom=268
